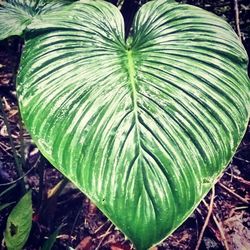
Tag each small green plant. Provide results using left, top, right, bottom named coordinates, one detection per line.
left=4, top=191, right=32, bottom=250
left=41, top=224, right=64, bottom=250
left=0, top=0, right=249, bottom=249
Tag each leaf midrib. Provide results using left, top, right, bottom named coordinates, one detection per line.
left=127, top=49, right=142, bottom=156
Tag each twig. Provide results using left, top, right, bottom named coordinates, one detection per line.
left=94, top=220, right=110, bottom=234
left=218, top=182, right=249, bottom=204
left=195, top=186, right=215, bottom=250
left=37, top=156, right=45, bottom=208
left=234, top=156, right=250, bottom=164
left=225, top=172, right=250, bottom=186
left=0, top=183, right=17, bottom=197
left=18, top=107, right=26, bottom=168
left=0, top=99, right=21, bottom=172
left=0, top=163, right=36, bottom=187
left=203, top=200, right=230, bottom=250
left=0, top=141, right=13, bottom=156
left=196, top=207, right=217, bottom=238
left=69, top=207, right=83, bottom=244
left=0, top=97, right=25, bottom=193
left=0, top=152, right=41, bottom=187
left=212, top=215, right=230, bottom=250
left=96, top=223, right=113, bottom=249
left=234, top=0, right=242, bottom=41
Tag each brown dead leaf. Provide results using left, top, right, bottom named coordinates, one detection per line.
left=110, top=243, right=132, bottom=250
left=224, top=211, right=250, bottom=250
left=75, top=236, right=92, bottom=250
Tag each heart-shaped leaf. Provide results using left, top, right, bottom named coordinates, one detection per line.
left=2, top=0, right=250, bottom=249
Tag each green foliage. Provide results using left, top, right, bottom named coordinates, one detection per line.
left=1, top=0, right=250, bottom=249
left=41, top=225, right=63, bottom=250
left=0, top=0, right=75, bottom=40
left=4, top=190, right=33, bottom=250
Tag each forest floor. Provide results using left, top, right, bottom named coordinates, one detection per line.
left=0, top=0, right=250, bottom=249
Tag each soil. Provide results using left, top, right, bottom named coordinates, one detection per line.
left=0, top=1, right=250, bottom=250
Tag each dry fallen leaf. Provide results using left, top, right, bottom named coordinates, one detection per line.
left=75, top=236, right=92, bottom=250
left=224, top=211, right=250, bottom=250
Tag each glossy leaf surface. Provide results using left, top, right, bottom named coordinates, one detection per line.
left=0, top=0, right=74, bottom=40
left=3, top=0, right=250, bottom=249
left=4, top=191, right=32, bottom=250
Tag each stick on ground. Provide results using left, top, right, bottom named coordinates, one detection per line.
left=195, top=186, right=215, bottom=250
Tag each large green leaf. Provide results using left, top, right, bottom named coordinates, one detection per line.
left=0, top=0, right=75, bottom=40
left=3, top=0, right=250, bottom=249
